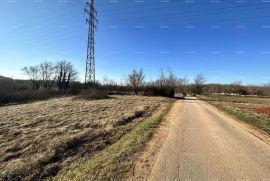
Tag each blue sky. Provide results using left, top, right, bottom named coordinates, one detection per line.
left=0, top=0, right=270, bottom=84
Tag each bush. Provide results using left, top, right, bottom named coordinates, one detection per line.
left=100, top=85, right=134, bottom=95
left=0, top=90, right=59, bottom=105
left=69, top=82, right=84, bottom=95
left=75, top=88, right=108, bottom=100
left=143, top=86, right=175, bottom=98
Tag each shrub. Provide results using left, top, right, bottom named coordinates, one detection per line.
left=0, top=90, right=59, bottom=105
left=69, top=82, right=84, bottom=95
left=143, top=86, right=175, bottom=98
left=101, top=85, right=134, bottom=95
left=75, top=88, right=108, bottom=100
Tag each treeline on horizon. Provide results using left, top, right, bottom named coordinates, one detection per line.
left=0, top=60, right=270, bottom=105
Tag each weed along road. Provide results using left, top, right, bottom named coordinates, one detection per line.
left=149, top=97, right=270, bottom=181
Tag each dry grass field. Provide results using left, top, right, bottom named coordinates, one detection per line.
left=0, top=95, right=172, bottom=180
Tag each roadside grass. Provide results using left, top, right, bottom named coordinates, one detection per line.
left=212, top=103, right=270, bottom=134
left=201, top=95, right=270, bottom=105
left=200, top=95, right=270, bottom=134
left=53, top=99, right=174, bottom=181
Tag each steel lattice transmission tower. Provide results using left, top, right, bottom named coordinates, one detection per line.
left=84, top=0, right=98, bottom=84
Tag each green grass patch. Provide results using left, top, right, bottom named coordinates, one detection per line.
left=53, top=100, right=175, bottom=181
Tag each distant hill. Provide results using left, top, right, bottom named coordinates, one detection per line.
left=0, top=75, right=12, bottom=81
left=0, top=75, right=12, bottom=80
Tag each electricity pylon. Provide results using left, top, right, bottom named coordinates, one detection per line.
left=84, top=0, right=98, bottom=84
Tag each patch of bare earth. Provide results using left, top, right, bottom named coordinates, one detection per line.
left=127, top=100, right=182, bottom=181
left=255, top=106, right=270, bottom=115
left=0, top=95, right=169, bottom=180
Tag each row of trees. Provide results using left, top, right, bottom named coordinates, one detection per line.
left=203, top=82, right=270, bottom=96
left=123, top=69, right=270, bottom=96
left=1, top=62, right=269, bottom=105
left=20, top=61, right=270, bottom=97
left=126, top=68, right=206, bottom=96
left=21, top=60, right=207, bottom=96
left=22, top=60, right=78, bottom=91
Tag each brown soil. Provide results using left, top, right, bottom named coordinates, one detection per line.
left=255, top=106, right=270, bottom=114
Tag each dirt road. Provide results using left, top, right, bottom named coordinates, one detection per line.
left=149, top=98, right=270, bottom=181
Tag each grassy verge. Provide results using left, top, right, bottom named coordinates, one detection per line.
left=53, top=100, right=175, bottom=181
left=200, top=94, right=270, bottom=105
left=212, top=103, right=270, bottom=134
left=199, top=95, right=270, bottom=134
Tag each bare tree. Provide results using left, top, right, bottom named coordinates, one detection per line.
left=102, top=76, right=116, bottom=86
left=166, top=69, right=177, bottom=89
left=21, top=65, right=40, bottom=90
left=128, top=69, right=145, bottom=95
left=102, top=76, right=110, bottom=86
left=231, top=81, right=242, bottom=94
left=55, top=60, right=78, bottom=91
left=177, top=76, right=189, bottom=94
left=194, top=73, right=206, bottom=94
left=158, top=68, right=166, bottom=87
left=39, top=61, right=54, bottom=89
left=155, top=68, right=177, bottom=88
